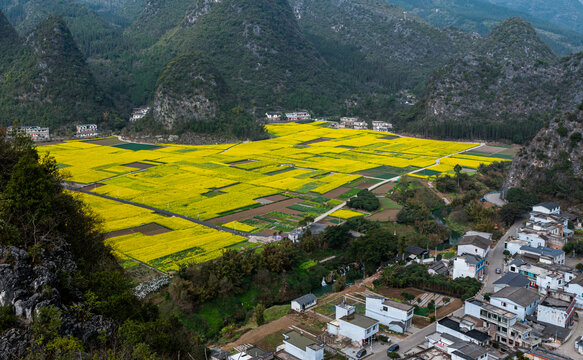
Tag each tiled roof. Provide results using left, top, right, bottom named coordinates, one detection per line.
left=491, top=287, right=540, bottom=307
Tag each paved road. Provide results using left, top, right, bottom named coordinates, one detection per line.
left=387, top=220, right=522, bottom=356
left=393, top=307, right=466, bottom=357
left=481, top=220, right=522, bottom=296
left=555, top=311, right=583, bottom=359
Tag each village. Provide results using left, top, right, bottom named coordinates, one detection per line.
left=207, top=201, right=583, bottom=360
left=9, top=107, right=393, bottom=143
left=7, top=112, right=583, bottom=360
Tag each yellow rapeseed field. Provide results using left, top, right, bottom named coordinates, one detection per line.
left=42, top=122, right=510, bottom=271
left=330, top=209, right=366, bottom=219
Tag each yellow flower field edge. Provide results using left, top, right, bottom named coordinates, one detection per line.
left=330, top=209, right=366, bottom=219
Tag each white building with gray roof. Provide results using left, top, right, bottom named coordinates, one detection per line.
left=457, top=234, right=491, bottom=258
left=490, top=287, right=540, bottom=320
left=281, top=331, right=323, bottom=360
left=365, top=296, right=414, bottom=333
left=291, top=294, right=317, bottom=312
left=327, top=304, right=379, bottom=344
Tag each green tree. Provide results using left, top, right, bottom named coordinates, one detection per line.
left=454, top=164, right=462, bottom=188
left=333, top=277, right=346, bottom=292
left=255, top=304, right=265, bottom=326
left=401, top=292, right=415, bottom=303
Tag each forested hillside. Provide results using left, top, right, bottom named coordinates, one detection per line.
left=1, top=0, right=583, bottom=143
left=0, top=14, right=111, bottom=129
left=505, top=98, right=583, bottom=204
left=400, top=18, right=583, bottom=143
left=289, top=0, right=476, bottom=94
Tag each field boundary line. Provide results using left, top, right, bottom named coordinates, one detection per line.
left=66, top=186, right=274, bottom=239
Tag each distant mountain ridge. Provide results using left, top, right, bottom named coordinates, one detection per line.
left=0, top=14, right=109, bottom=128
left=387, top=0, right=583, bottom=56
left=401, top=18, right=583, bottom=143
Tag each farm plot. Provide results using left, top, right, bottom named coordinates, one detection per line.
left=42, top=123, right=510, bottom=270
left=79, top=193, right=245, bottom=273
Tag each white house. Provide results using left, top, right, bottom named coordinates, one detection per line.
left=130, top=107, right=150, bottom=122
left=452, top=254, right=485, bottom=280
left=519, top=246, right=565, bottom=265
left=457, top=234, right=491, bottom=258
left=563, top=275, right=583, bottom=309
left=365, top=297, right=414, bottom=333
left=532, top=202, right=560, bottom=215
left=7, top=126, right=50, bottom=142
left=265, top=112, right=281, bottom=120
left=490, top=287, right=540, bottom=320
left=281, top=331, right=323, bottom=360
left=291, top=294, right=317, bottom=312
left=285, top=111, right=310, bottom=121
left=517, top=231, right=547, bottom=248
left=327, top=303, right=379, bottom=345
left=372, top=121, right=392, bottom=132
left=536, top=296, right=576, bottom=328
left=464, top=298, right=540, bottom=348
left=76, top=124, right=98, bottom=138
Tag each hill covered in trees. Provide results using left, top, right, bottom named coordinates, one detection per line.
left=399, top=18, right=583, bottom=143
left=0, top=14, right=111, bottom=130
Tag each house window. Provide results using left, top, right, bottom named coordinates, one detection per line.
left=382, top=306, right=388, bottom=312
left=514, top=305, right=517, bottom=310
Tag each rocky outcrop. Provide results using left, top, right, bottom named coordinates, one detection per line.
left=0, top=241, right=76, bottom=320
left=411, top=20, right=583, bottom=142
left=152, top=53, right=230, bottom=130
left=0, top=239, right=114, bottom=357
left=505, top=108, right=583, bottom=190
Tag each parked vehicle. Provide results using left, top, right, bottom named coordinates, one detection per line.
left=496, top=268, right=502, bottom=274
left=387, top=344, right=399, bottom=353
left=356, top=348, right=367, bottom=358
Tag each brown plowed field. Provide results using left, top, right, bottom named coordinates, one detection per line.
left=207, top=198, right=303, bottom=225
left=322, top=186, right=350, bottom=198
left=372, top=182, right=396, bottom=195
left=367, top=209, right=399, bottom=221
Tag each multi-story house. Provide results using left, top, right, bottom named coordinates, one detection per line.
left=75, top=124, right=98, bottom=138
left=464, top=298, right=541, bottom=349
left=365, top=296, right=414, bottom=333
left=327, top=303, right=379, bottom=345
left=536, top=295, right=577, bottom=328
left=453, top=254, right=485, bottom=280
left=457, top=234, right=491, bottom=258
left=490, top=287, right=540, bottom=320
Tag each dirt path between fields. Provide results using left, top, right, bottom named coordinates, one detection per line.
left=221, top=314, right=301, bottom=351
